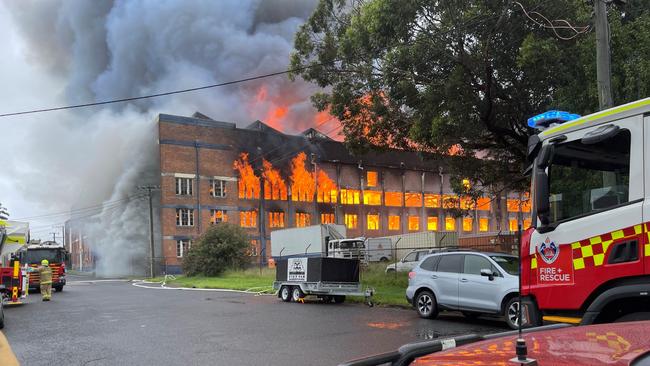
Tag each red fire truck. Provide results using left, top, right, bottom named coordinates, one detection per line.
left=522, top=98, right=650, bottom=326
left=15, top=241, right=68, bottom=292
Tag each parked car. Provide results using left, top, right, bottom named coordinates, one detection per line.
left=406, top=251, right=520, bottom=329
left=339, top=321, right=650, bottom=366
left=385, top=247, right=461, bottom=273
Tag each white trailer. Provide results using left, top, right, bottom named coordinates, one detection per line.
left=364, top=237, right=392, bottom=262
left=270, top=224, right=366, bottom=260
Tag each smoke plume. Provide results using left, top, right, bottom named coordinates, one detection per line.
left=3, top=0, right=323, bottom=275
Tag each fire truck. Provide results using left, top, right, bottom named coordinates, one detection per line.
left=15, top=241, right=68, bottom=292
left=522, top=98, right=650, bottom=326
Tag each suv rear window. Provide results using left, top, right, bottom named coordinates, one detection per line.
left=419, top=255, right=440, bottom=271
left=436, top=254, right=462, bottom=273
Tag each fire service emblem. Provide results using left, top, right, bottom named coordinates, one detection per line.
left=538, top=237, right=559, bottom=264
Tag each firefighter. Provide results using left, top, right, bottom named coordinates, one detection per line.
left=28, top=259, right=53, bottom=301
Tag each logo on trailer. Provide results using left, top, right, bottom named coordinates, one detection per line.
left=538, top=237, right=559, bottom=264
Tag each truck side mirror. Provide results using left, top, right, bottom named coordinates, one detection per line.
left=535, top=168, right=550, bottom=226
left=537, top=144, right=554, bottom=168
left=527, top=135, right=541, bottom=163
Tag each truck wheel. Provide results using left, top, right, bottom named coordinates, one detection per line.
left=291, top=287, right=304, bottom=302
left=280, top=286, right=291, bottom=302
left=380, top=257, right=389, bottom=262
left=333, top=295, right=346, bottom=304
left=504, top=298, right=520, bottom=330
left=54, top=286, right=63, bottom=292
left=415, top=291, right=438, bottom=319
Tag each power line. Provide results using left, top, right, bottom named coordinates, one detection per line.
left=514, top=1, right=590, bottom=41
left=0, top=65, right=316, bottom=118
left=11, top=194, right=146, bottom=221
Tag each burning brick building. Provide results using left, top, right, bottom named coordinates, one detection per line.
left=158, top=112, right=531, bottom=274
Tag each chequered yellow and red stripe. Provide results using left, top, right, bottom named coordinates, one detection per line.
left=586, top=331, right=630, bottom=359
left=530, top=223, right=649, bottom=270
left=571, top=225, right=641, bottom=270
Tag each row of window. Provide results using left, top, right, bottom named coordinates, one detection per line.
left=176, top=178, right=227, bottom=197
left=175, top=178, right=530, bottom=213
left=176, top=208, right=531, bottom=232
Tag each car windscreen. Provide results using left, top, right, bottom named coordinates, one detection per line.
left=22, top=249, right=64, bottom=264
left=490, top=255, right=519, bottom=275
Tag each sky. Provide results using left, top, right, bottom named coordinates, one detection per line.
left=0, top=1, right=337, bottom=273
left=0, top=0, right=338, bottom=274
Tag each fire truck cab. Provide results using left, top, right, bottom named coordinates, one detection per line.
left=15, top=241, right=68, bottom=292
left=523, top=98, right=650, bottom=326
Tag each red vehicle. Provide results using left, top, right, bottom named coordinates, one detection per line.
left=521, top=100, right=650, bottom=326
left=15, top=242, right=68, bottom=292
left=340, top=321, right=650, bottom=366
left=413, top=321, right=650, bottom=366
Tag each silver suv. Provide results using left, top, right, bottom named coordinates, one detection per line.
left=405, top=251, right=520, bottom=329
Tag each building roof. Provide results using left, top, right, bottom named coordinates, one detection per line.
left=157, top=113, right=445, bottom=171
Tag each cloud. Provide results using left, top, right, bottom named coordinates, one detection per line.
left=1, top=0, right=322, bottom=275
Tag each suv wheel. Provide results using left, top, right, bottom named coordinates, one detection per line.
left=415, top=290, right=438, bottom=319
left=505, top=297, right=520, bottom=329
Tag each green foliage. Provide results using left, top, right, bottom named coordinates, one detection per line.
left=182, top=223, right=251, bottom=277
left=291, top=0, right=650, bottom=201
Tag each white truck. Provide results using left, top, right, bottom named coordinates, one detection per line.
left=364, top=237, right=392, bottom=262
left=270, top=224, right=366, bottom=260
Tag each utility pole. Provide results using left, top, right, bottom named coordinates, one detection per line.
left=594, top=0, right=614, bottom=110
left=138, top=185, right=160, bottom=278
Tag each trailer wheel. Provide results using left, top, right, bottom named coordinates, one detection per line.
left=280, top=286, right=291, bottom=302
left=291, top=287, right=305, bottom=302
left=333, top=295, right=346, bottom=304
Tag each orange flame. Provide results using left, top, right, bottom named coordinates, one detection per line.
left=316, top=170, right=337, bottom=203
left=290, top=152, right=315, bottom=202
left=233, top=153, right=260, bottom=199
left=262, top=159, right=287, bottom=200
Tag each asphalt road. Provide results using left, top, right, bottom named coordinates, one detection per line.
left=3, top=275, right=507, bottom=366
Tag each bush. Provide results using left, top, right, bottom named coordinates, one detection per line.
left=182, top=223, right=250, bottom=276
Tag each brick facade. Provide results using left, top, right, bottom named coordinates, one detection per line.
left=157, top=113, right=532, bottom=274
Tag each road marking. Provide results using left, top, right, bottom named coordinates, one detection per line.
left=0, top=332, right=19, bottom=366
left=68, top=279, right=132, bottom=284
left=130, top=280, right=275, bottom=296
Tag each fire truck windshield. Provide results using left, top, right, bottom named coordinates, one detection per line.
left=21, top=248, right=65, bottom=265
left=546, top=129, right=631, bottom=223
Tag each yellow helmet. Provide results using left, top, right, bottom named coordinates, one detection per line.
left=41, top=259, right=49, bottom=266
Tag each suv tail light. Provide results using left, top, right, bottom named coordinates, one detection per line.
left=408, top=271, right=416, bottom=280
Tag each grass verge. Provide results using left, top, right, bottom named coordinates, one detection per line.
left=159, top=263, right=410, bottom=307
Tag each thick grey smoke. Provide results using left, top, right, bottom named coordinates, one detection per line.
left=4, top=0, right=322, bottom=275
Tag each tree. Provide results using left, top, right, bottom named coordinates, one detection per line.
left=290, top=0, right=650, bottom=202
left=183, top=223, right=251, bottom=277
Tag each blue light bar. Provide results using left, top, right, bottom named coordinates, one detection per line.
left=527, top=110, right=581, bottom=128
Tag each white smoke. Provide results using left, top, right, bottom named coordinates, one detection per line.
left=2, top=0, right=321, bottom=275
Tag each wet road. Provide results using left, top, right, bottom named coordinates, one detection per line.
left=3, top=276, right=507, bottom=365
